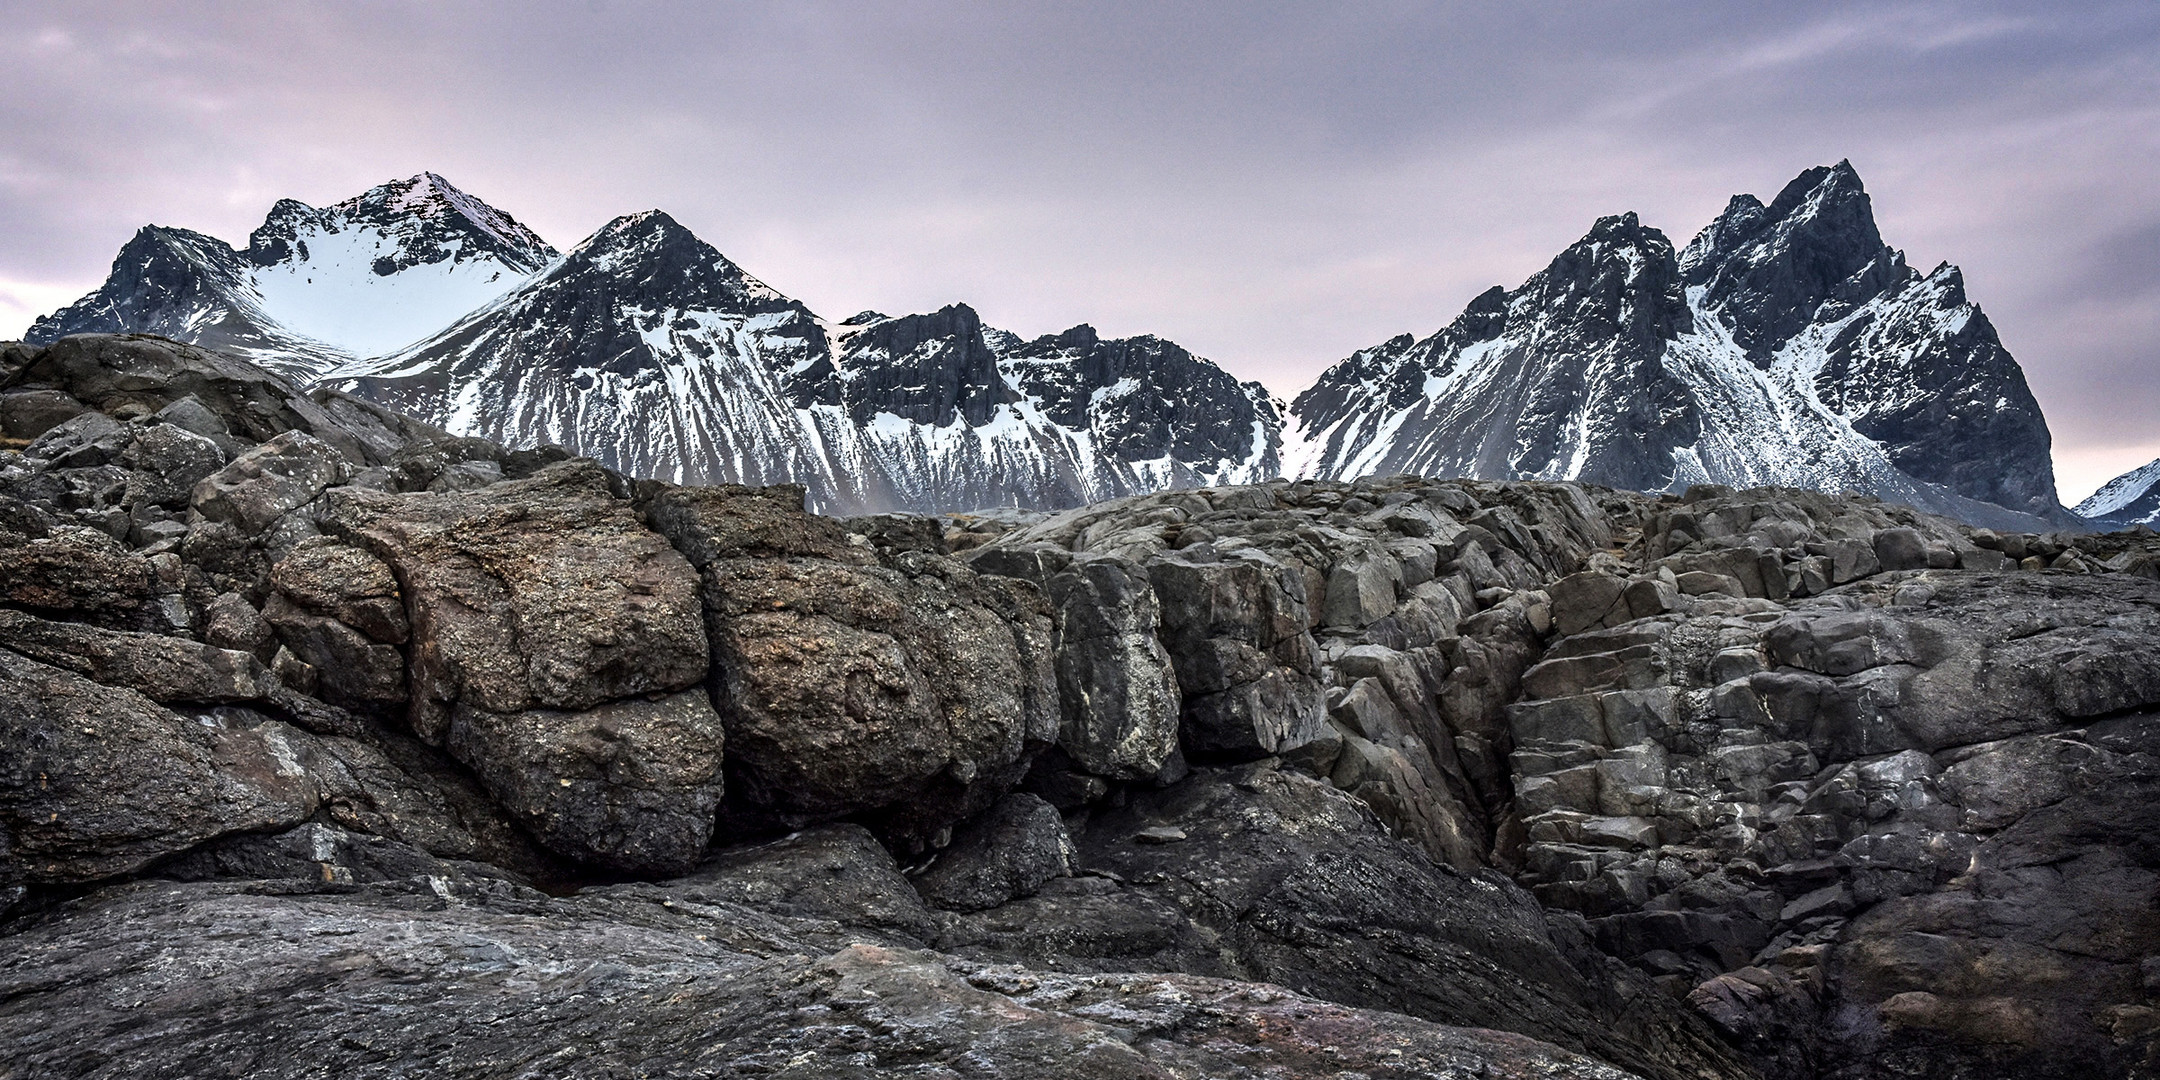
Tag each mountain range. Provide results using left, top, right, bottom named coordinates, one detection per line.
left=27, top=165, right=2070, bottom=525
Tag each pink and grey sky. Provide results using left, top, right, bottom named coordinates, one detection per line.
left=3, top=1, right=2154, bottom=500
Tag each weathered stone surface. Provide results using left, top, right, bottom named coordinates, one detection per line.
left=268, top=537, right=408, bottom=643
left=260, top=599, right=405, bottom=707
left=0, top=650, right=315, bottom=887
left=0, top=879, right=1645, bottom=1080
left=972, top=545, right=1184, bottom=782
left=983, top=764, right=1749, bottom=1080
left=201, top=591, right=272, bottom=655
left=1872, top=526, right=1929, bottom=571
left=260, top=538, right=411, bottom=709
left=322, top=459, right=707, bottom=743
left=0, top=525, right=155, bottom=622
left=121, top=422, right=228, bottom=508
left=680, top=823, right=940, bottom=941
left=190, top=430, right=353, bottom=536
left=445, top=690, right=725, bottom=875
left=1507, top=570, right=2160, bottom=1078
left=6, top=334, right=441, bottom=466
left=638, top=481, right=870, bottom=566
left=1040, top=554, right=1186, bottom=782
left=700, top=551, right=1057, bottom=852
left=1551, top=569, right=1628, bottom=635
left=0, top=608, right=266, bottom=703
left=913, top=792, right=1077, bottom=912
left=1149, top=549, right=1327, bottom=759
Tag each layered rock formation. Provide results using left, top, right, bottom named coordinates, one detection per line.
left=5, top=334, right=2157, bottom=1079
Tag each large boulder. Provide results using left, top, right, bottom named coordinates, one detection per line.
left=190, top=430, right=352, bottom=537
left=912, top=792, right=1078, bottom=912
left=0, top=525, right=155, bottom=624
left=445, top=691, right=725, bottom=875
left=319, top=459, right=716, bottom=872
left=647, top=484, right=1058, bottom=853
left=321, top=458, right=708, bottom=741
left=971, top=544, right=1184, bottom=783
left=0, top=649, right=315, bottom=890
left=699, top=553, right=1056, bottom=852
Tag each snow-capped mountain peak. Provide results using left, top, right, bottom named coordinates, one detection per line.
left=562, top=210, right=799, bottom=317
left=32, top=172, right=557, bottom=377
left=31, top=161, right=2074, bottom=525
left=1288, top=161, right=2065, bottom=528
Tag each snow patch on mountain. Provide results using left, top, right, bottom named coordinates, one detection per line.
left=31, top=173, right=557, bottom=381
left=2076, top=456, right=2160, bottom=527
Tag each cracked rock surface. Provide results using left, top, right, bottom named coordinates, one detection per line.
left=5, top=335, right=2159, bottom=1079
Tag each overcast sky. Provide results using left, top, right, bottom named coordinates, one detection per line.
left=3, top=1, right=2155, bottom=501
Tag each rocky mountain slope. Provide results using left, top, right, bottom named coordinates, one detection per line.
left=5, top=334, right=2158, bottom=1078
left=33, top=176, right=1280, bottom=517
left=332, top=213, right=1280, bottom=515
left=2077, top=456, right=2160, bottom=529
left=34, top=165, right=2068, bottom=526
left=29, top=174, right=556, bottom=381
left=1287, top=163, right=2064, bottom=529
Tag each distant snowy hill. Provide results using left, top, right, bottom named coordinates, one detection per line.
left=30, top=173, right=555, bottom=380
left=1286, top=162, right=2066, bottom=528
left=2077, top=457, right=2160, bottom=529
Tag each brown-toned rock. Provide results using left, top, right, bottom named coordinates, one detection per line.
left=701, top=551, right=1057, bottom=852
left=321, top=458, right=708, bottom=743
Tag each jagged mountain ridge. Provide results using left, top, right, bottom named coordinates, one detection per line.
left=330, top=210, right=1281, bottom=514
left=30, top=163, right=2067, bottom=524
left=2077, top=456, right=2160, bottom=528
left=29, top=173, right=557, bottom=380
left=1286, top=162, right=2065, bottom=528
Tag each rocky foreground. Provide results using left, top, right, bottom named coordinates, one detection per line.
left=3, top=334, right=2158, bottom=1080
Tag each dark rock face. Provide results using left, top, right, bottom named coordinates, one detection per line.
left=640, top=482, right=1059, bottom=854
left=0, top=649, right=316, bottom=888
left=969, top=543, right=1185, bottom=783
left=444, top=690, right=724, bottom=875
left=703, top=548, right=1058, bottom=851
left=10, top=334, right=2160, bottom=1078
left=912, top=791, right=1078, bottom=912
left=1000, top=323, right=1282, bottom=473
left=20, top=226, right=353, bottom=381
left=824, top=303, right=1017, bottom=426
left=319, top=458, right=717, bottom=874
left=0, top=876, right=1644, bottom=1080
left=1292, top=162, right=2066, bottom=527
